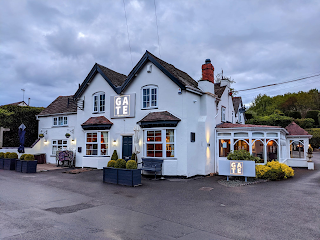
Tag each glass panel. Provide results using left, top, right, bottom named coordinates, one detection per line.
left=53, top=140, right=57, bottom=144
left=100, top=94, right=105, bottom=112
left=252, top=140, right=264, bottom=163
left=94, top=95, right=98, bottom=112
left=53, top=118, right=57, bottom=125
left=143, top=88, right=150, bottom=108
left=63, top=140, right=67, bottom=144
left=234, top=132, right=248, bottom=137
left=252, top=132, right=264, bottom=137
left=267, top=140, right=278, bottom=162
left=166, top=144, right=174, bottom=157
left=58, top=140, right=62, bottom=144
left=267, top=133, right=278, bottom=137
left=290, top=140, right=304, bottom=158
left=64, top=117, right=67, bottom=125
left=218, top=133, right=231, bottom=136
left=166, top=129, right=174, bottom=142
left=219, top=139, right=230, bottom=157
left=87, top=133, right=97, bottom=142
left=52, top=146, right=57, bottom=154
left=151, top=88, right=157, bottom=106
left=234, top=139, right=249, bottom=152
left=101, top=144, right=107, bottom=155
left=58, top=117, right=63, bottom=125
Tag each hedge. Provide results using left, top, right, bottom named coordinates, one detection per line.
left=306, top=128, right=320, bottom=148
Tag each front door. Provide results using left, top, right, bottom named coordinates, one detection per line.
left=122, top=136, right=133, bottom=160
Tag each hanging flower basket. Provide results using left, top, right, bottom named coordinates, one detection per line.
left=65, top=133, right=71, bottom=138
left=39, top=134, right=44, bottom=138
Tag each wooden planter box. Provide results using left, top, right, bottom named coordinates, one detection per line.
left=4, top=158, right=16, bottom=170
left=15, top=159, right=22, bottom=172
left=0, top=158, right=4, bottom=169
left=21, top=160, right=37, bottom=173
left=103, top=167, right=141, bottom=187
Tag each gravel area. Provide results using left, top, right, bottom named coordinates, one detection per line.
left=218, top=178, right=268, bottom=187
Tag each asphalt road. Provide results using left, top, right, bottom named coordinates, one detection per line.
left=1, top=154, right=320, bottom=240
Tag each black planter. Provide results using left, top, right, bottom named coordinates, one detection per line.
left=21, top=160, right=37, bottom=173
left=103, top=167, right=141, bottom=187
left=15, top=159, right=22, bottom=172
left=4, top=158, right=16, bottom=170
left=0, top=158, right=4, bottom=169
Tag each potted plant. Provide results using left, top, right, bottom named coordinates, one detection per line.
left=65, top=133, right=71, bottom=138
left=39, top=133, right=44, bottom=138
left=103, top=159, right=141, bottom=187
left=4, top=152, right=18, bottom=170
left=307, top=146, right=313, bottom=162
left=16, top=154, right=26, bottom=172
left=21, top=154, right=37, bottom=173
left=0, top=152, right=5, bottom=169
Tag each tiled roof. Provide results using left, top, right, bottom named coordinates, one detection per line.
left=0, top=101, right=28, bottom=107
left=232, top=97, right=242, bottom=114
left=216, top=122, right=281, bottom=128
left=38, top=96, right=77, bottom=116
left=139, top=111, right=181, bottom=122
left=285, top=122, right=311, bottom=135
left=97, top=64, right=127, bottom=87
left=146, top=51, right=200, bottom=90
left=81, top=116, right=113, bottom=126
left=214, top=83, right=226, bottom=98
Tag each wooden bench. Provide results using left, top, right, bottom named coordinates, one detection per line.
left=141, top=158, right=163, bottom=179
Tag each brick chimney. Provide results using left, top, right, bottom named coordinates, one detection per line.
left=202, top=59, right=214, bottom=83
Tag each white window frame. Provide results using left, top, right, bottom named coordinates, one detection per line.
left=141, top=85, right=158, bottom=109
left=93, top=92, right=105, bottom=113
left=144, top=128, right=176, bottom=158
left=52, top=139, right=68, bottom=155
left=85, top=131, right=109, bottom=156
left=221, top=106, right=226, bottom=122
left=53, top=116, right=68, bottom=126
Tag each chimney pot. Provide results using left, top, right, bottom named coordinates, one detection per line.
left=205, top=59, right=211, bottom=64
left=202, top=59, right=214, bottom=83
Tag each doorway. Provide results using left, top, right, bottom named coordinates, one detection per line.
left=122, top=136, right=133, bottom=160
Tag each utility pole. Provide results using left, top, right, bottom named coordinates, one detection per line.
left=21, top=89, right=25, bottom=102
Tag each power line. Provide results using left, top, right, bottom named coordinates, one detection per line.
left=238, top=73, right=320, bottom=92
left=153, top=0, right=161, bottom=58
left=123, top=0, right=133, bottom=68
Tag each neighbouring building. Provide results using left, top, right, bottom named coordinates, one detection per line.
left=1, top=51, right=312, bottom=176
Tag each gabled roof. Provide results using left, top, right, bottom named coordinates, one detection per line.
left=232, top=97, right=243, bottom=114
left=38, top=96, right=77, bottom=116
left=138, top=111, right=181, bottom=128
left=285, top=122, right=311, bottom=136
left=121, top=51, right=201, bottom=93
left=81, top=116, right=113, bottom=130
left=0, top=101, right=28, bottom=107
left=216, top=122, right=282, bottom=129
left=214, top=83, right=226, bottom=98
left=74, top=63, right=127, bottom=98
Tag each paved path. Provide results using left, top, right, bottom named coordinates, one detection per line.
left=0, top=154, right=319, bottom=240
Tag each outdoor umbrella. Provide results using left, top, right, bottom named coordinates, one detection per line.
left=18, top=123, right=26, bottom=153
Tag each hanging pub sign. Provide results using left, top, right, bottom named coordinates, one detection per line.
left=110, top=93, right=135, bottom=118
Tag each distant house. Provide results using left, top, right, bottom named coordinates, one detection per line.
left=0, top=101, right=28, bottom=107
left=2, top=51, right=312, bottom=175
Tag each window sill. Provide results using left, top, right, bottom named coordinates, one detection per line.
left=92, top=112, right=105, bottom=114
left=141, top=107, right=158, bottom=110
left=142, top=157, right=177, bottom=160
left=83, top=155, right=110, bottom=157
left=52, top=125, right=68, bottom=128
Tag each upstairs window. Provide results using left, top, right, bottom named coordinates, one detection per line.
left=53, top=116, right=68, bottom=126
left=142, top=86, right=158, bottom=109
left=93, top=92, right=105, bottom=113
left=221, top=106, right=226, bottom=122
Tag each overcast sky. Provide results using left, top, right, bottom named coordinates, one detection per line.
left=1, top=0, right=319, bottom=108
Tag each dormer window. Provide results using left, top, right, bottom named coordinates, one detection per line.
left=142, top=85, right=158, bottom=109
left=93, top=92, right=105, bottom=113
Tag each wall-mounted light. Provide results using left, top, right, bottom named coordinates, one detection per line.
left=44, top=139, right=49, bottom=144
left=113, top=140, right=117, bottom=146
left=207, top=143, right=210, bottom=147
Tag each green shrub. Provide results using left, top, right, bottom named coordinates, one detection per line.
left=114, top=159, right=126, bottom=168
left=111, top=150, right=118, bottom=160
left=287, top=111, right=301, bottom=119
left=131, top=153, right=137, bottom=161
left=306, top=110, right=320, bottom=126
left=126, top=160, right=137, bottom=169
left=308, top=146, right=313, bottom=154
left=24, top=154, right=35, bottom=161
left=306, top=128, right=320, bottom=148
left=4, top=152, right=11, bottom=158
left=107, top=160, right=116, bottom=167
left=294, top=118, right=315, bottom=129
left=20, top=154, right=27, bottom=160
left=0, top=152, right=4, bottom=158
left=227, top=150, right=260, bottom=162
left=9, top=152, right=18, bottom=159
left=263, top=168, right=285, bottom=181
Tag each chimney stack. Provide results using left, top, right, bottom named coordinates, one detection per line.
left=202, top=59, right=214, bottom=83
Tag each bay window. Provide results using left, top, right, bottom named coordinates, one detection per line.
left=145, top=129, right=175, bottom=157
left=85, top=131, right=108, bottom=156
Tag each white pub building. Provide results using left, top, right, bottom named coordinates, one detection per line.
left=27, top=51, right=312, bottom=176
